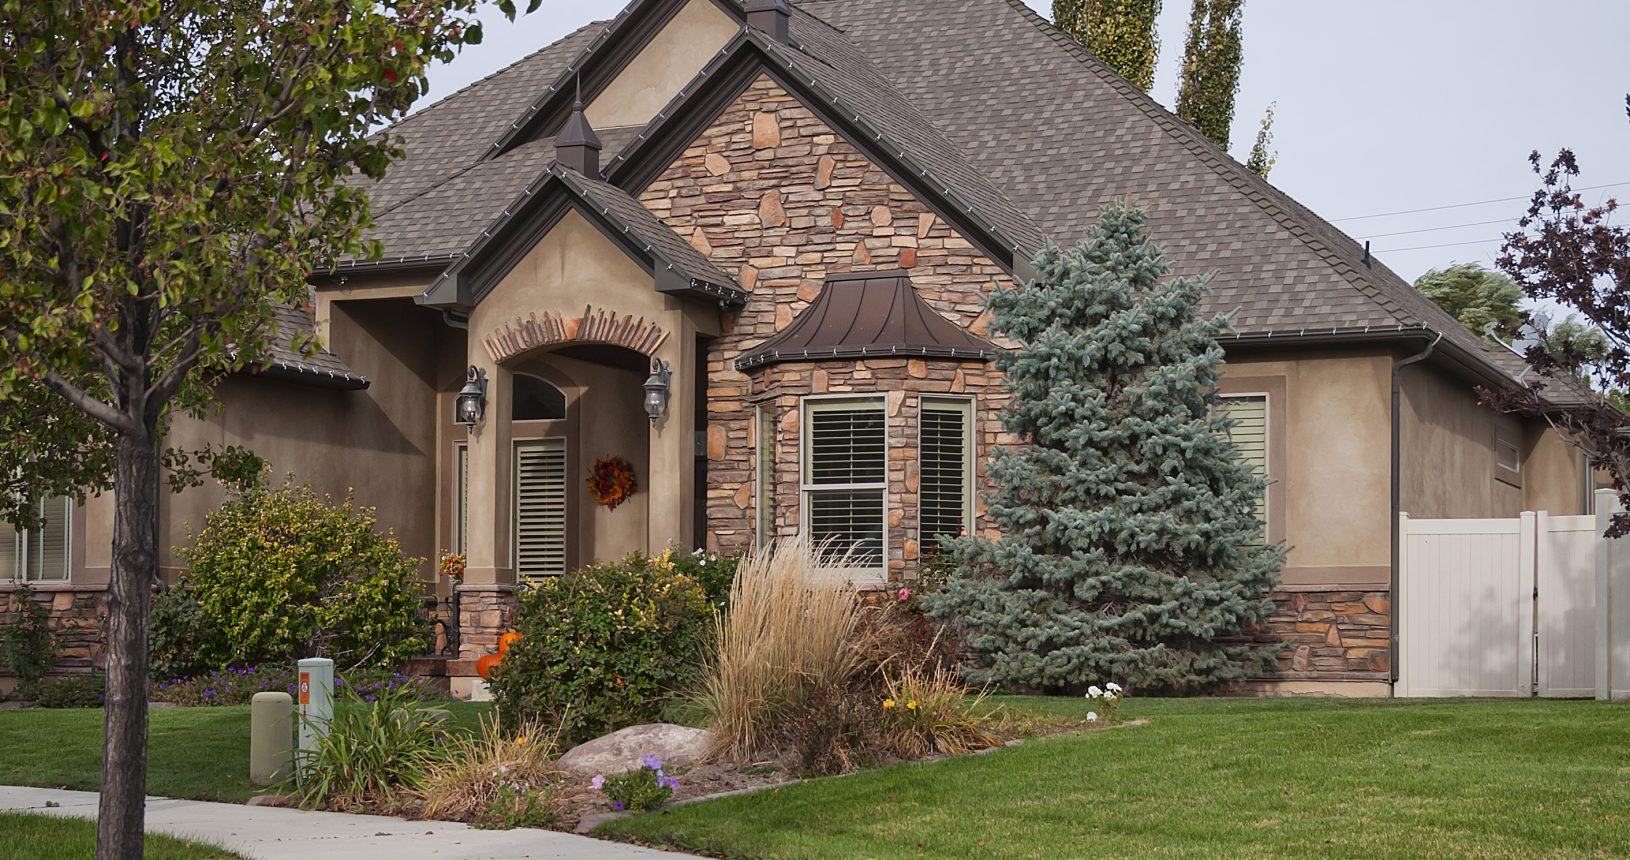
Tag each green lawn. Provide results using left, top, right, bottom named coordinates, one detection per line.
left=601, top=697, right=1630, bottom=860
left=0, top=701, right=494, bottom=803
left=0, top=812, right=244, bottom=859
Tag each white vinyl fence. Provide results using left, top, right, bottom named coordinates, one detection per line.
left=1398, top=489, right=1630, bottom=699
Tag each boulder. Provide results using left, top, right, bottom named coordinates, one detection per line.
left=556, top=723, right=713, bottom=775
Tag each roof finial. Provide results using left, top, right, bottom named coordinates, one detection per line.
left=556, top=74, right=602, bottom=177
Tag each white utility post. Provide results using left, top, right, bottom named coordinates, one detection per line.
left=296, top=657, right=335, bottom=772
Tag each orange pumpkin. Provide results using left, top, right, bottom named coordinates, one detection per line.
left=498, top=631, right=523, bottom=655
left=476, top=653, right=502, bottom=679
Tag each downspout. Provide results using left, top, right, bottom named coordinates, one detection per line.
left=1390, top=331, right=1442, bottom=685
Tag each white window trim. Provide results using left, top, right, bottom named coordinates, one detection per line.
left=1218, top=392, right=1272, bottom=540
left=918, top=395, right=976, bottom=552
left=800, top=394, right=888, bottom=583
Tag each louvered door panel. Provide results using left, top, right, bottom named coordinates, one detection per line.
left=514, top=439, right=568, bottom=583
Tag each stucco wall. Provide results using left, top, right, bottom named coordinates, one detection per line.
left=1220, top=351, right=1394, bottom=588
left=1398, top=363, right=1585, bottom=519
left=584, top=0, right=739, bottom=131
left=158, top=299, right=445, bottom=581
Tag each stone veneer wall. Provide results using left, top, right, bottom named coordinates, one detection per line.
left=638, top=73, right=1017, bottom=565
left=635, top=73, right=1390, bottom=682
left=454, top=584, right=518, bottom=666
left=0, top=585, right=107, bottom=680
left=1255, top=589, right=1391, bottom=680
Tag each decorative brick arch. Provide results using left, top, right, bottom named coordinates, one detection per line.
left=482, top=305, right=669, bottom=364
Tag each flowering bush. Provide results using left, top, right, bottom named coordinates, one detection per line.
left=487, top=551, right=710, bottom=744
left=593, top=754, right=678, bottom=812
left=151, top=663, right=439, bottom=707
left=667, top=547, right=738, bottom=610
left=1083, top=681, right=1127, bottom=724
left=879, top=663, right=998, bottom=757
left=179, top=480, right=426, bottom=669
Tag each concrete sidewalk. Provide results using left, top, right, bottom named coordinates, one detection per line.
left=0, top=786, right=702, bottom=859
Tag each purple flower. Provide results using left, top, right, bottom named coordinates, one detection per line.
left=641, top=754, right=662, bottom=771
left=659, top=775, right=680, bottom=791
left=203, top=690, right=215, bottom=698
left=590, top=774, right=606, bottom=791
left=613, top=801, right=625, bottom=811
left=364, top=694, right=376, bottom=702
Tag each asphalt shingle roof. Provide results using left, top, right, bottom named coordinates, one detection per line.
left=329, top=0, right=1573, bottom=400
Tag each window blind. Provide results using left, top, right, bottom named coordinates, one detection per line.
left=919, top=399, right=972, bottom=554
left=0, top=497, right=71, bottom=582
left=454, top=444, right=469, bottom=555
left=804, top=400, right=886, bottom=569
left=1219, top=395, right=1269, bottom=536
left=514, top=439, right=568, bottom=583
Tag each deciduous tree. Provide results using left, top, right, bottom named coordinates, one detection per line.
left=0, top=2, right=530, bottom=855
left=1054, top=0, right=1163, bottom=92
left=1175, top=0, right=1244, bottom=149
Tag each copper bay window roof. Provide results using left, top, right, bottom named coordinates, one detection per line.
left=735, top=270, right=996, bottom=370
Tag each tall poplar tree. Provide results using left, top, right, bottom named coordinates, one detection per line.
left=0, top=2, right=531, bottom=856
left=1053, top=0, right=1163, bottom=91
left=926, top=201, right=1283, bottom=694
left=1176, top=0, right=1245, bottom=149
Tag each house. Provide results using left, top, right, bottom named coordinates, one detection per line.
left=4, top=0, right=1592, bottom=699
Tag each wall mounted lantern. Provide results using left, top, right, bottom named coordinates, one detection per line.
left=456, top=366, right=488, bottom=428
left=643, top=358, right=672, bottom=424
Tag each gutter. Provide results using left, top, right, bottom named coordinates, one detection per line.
left=1389, top=331, right=1442, bottom=685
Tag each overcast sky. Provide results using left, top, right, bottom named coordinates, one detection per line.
left=421, top=0, right=1630, bottom=283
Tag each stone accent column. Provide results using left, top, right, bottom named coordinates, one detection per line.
left=0, top=584, right=108, bottom=683
left=450, top=583, right=519, bottom=700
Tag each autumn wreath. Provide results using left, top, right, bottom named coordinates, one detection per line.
left=588, top=456, right=638, bottom=510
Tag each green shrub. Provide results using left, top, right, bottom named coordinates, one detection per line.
left=152, top=663, right=440, bottom=707
left=148, top=584, right=221, bottom=681
left=179, top=480, right=426, bottom=670
left=287, top=686, right=452, bottom=812
left=488, top=552, right=711, bottom=745
left=0, top=584, right=54, bottom=699
left=668, top=548, right=738, bottom=612
left=32, top=673, right=105, bottom=708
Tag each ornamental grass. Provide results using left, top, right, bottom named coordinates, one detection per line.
left=416, top=714, right=564, bottom=828
left=697, top=537, right=866, bottom=762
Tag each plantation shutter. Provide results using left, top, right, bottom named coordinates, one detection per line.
left=31, top=497, right=70, bottom=581
left=756, top=406, right=775, bottom=547
left=514, top=439, right=568, bottom=583
left=0, top=516, right=17, bottom=581
left=919, top=399, right=973, bottom=554
left=803, top=399, right=887, bottom=571
left=1219, top=395, right=1269, bottom=538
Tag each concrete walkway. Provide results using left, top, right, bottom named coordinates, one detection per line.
left=0, top=786, right=702, bottom=860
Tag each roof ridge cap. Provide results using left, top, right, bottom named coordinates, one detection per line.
left=996, top=0, right=1418, bottom=329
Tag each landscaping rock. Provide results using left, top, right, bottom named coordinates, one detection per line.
left=556, top=724, right=713, bottom=775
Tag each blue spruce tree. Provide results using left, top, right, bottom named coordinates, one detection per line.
left=927, top=201, right=1283, bottom=693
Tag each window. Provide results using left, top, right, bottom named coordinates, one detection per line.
left=1495, top=426, right=1522, bottom=487
left=0, top=497, right=71, bottom=582
left=453, top=443, right=469, bottom=555
left=512, top=375, right=567, bottom=421
left=513, top=439, right=568, bottom=583
left=756, top=405, right=775, bottom=547
left=1218, top=394, right=1269, bottom=539
left=919, top=398, right=973, bottom=554
left=802, top=398, right=887, bottom=573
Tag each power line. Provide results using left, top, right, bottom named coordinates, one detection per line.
left=1331, top=181, right=1630, bottom=223
left=1372, top=237, right=1502, bottom=254
left=1359, top=217, right=1516, bottom=240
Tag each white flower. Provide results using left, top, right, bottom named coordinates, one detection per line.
left=1106, top=682, right=1122, bottom=693
left=1087, top=711, right=1099, bottom=722
left=1103, top=690, right=1116, bottom=700
left=1087, top=685, right=1103, bottom=698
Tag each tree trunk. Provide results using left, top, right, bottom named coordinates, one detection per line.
left=98, top=430, right=159, bottom=860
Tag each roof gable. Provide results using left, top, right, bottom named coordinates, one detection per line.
left=419, top=164, right=744, bottom=311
